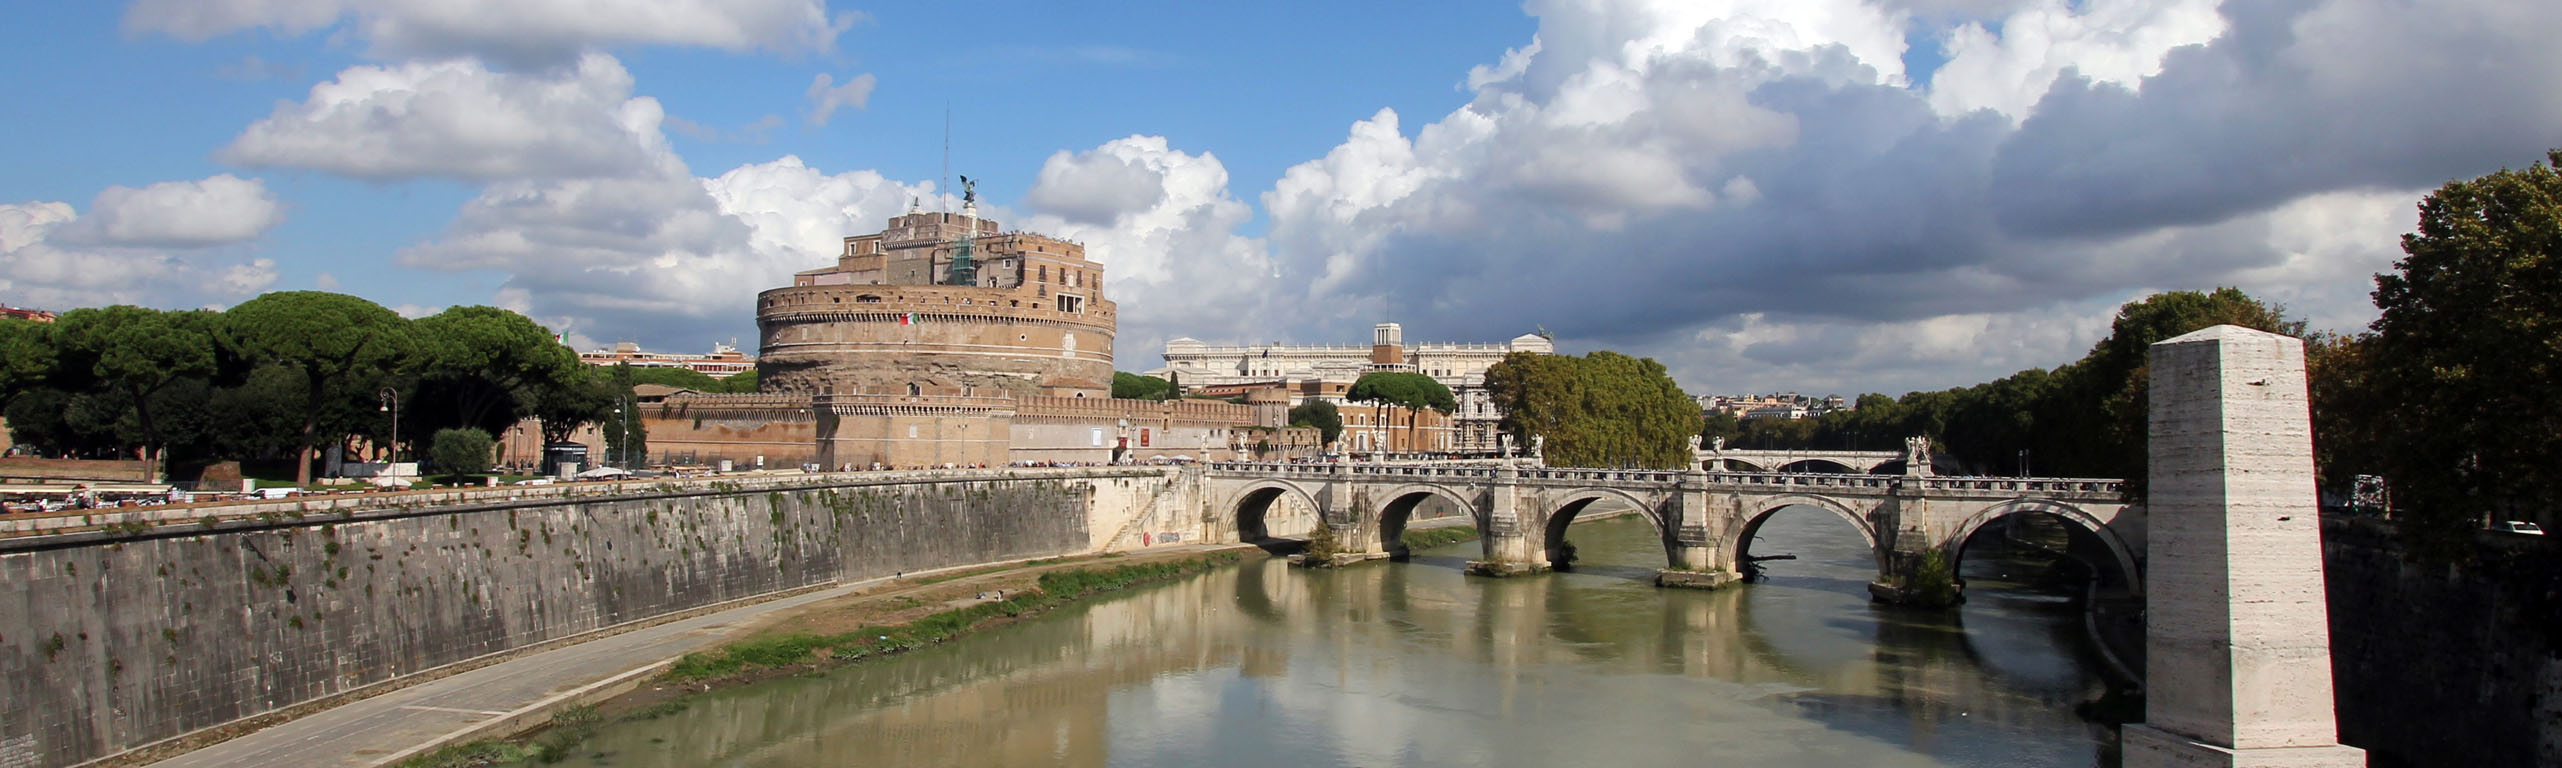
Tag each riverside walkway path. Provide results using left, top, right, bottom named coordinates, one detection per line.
left=140, top=545, right=1238, bottom=768
left=140, top=581, right=864, bottom=768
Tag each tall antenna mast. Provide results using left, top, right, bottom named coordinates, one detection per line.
left=940, top=107, right=950, bottom=214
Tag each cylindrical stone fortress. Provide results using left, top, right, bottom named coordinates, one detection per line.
left=757, top=208, right=1116, bottom=399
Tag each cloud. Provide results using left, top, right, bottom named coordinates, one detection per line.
left=0, top=178, right=286, bottom=310
left=124, top=0, right=851, bottom=66
left=1105, top=0, right=2554, bottom=395
left=1023, top=142, right=1170, bottom=225
left=1018, top=137, right=1274, bottom=355
left=804, top=72, right=875, bottom=126
left=58, top=174, right=284, bottom=248
left=222, top=54, right=675, bottom=182
left=1925, top=0, right=2226, bottom=119
left=262, top=0, right=2545, bottom=398
left=1988, top=0, right=2562, bottom=238
left=398, top=153, right=930, bottom=349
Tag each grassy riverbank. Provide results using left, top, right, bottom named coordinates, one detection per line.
left=1401, top=525, right=1479, bottom=551
left=394, top=550, right=1244, bottom=768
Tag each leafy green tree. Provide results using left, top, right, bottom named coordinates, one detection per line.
left=5, top=388, right=118, bottom=457
left=717, top=368, right=759, bottom=393
left=533, top=366, right=617, bottom=449
left=429, top=427, right=496, bottom=480
left=0, top=318, right=54, bottom=412
left=602, top=364, right=649, bottom=467
left=623, top=365, right=722, bottom=392
left=411, top=306, right=583, bottom=431
left=224, top=292, right=415, bottom=486
left=1699, top=410, right=1742, bottom=448
left=52, top=306, right=219, bottom=477
left=2305, top=332, right=2387, bottom=496
left=1112, top=371, right=1173, bottom=400
left=1349, top=371, right=1456, bottom=452
left=2370, top=149, right=2562, bottom=544
left=1486, top=351, right=1699, bottom=469
left=1288, top=400, right=1343, bottom=446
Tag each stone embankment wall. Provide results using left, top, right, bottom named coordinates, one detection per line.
left=0, top=468, right=1186, bottom=768
left=2323, top=517, right=2561, bottom=767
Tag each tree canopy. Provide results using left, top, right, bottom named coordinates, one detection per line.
left=51, top=306, right=218, bottom=475
left=1710, top=288, right=2302, bottom=495
left=1112, top=371, right=1174, bottom=400
left=2363, top=149, right=2562, bottom=547
left=429, top=427, right=496, bottom=480
left=1485, top=350, right=1697, bottom=469
left=1287, top=400, right=1343, bottom=446
left=1347, top=372, right=1455, bottom=414
left=5, top=293, right=622, bottom=486
left=224, top=292, right=417, bottom=485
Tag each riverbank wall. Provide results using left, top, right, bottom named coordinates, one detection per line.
left=0, top=467, right=1190, bottom=768
left=2322, top=516, right=2561, bottom=767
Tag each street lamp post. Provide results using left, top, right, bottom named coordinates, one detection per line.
left=614, top=403, right=630, bottom=469
left=377, top=387, right=400, bottom=474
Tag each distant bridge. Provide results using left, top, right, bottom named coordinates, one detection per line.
left=1697, top=448, right=1905, bottom=474
left=1200, top=460, right=2139, bottom=600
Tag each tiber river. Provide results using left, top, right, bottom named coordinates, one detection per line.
left=547, top=510, right=2116, bottom=767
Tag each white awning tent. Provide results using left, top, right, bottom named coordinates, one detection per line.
left=574, top=467, right=633, bottom=479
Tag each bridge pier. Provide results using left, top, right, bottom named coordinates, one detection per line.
left=1659, top=470, right=1740, bottom=589
left=1465, top=462, right=1549, bottom=577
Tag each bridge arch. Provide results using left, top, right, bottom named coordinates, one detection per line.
left=1370, top=484, right=1483, bottom=559
left=1222, top=480, right=1322, bottom=543
left=1538, top=486, right=1672, bottom=569
left=1731, top=494, right=1884, bottom=575
left=1775, top=458, right=1861, bottom=474
left=1945, top=499, right=2143, bottom=596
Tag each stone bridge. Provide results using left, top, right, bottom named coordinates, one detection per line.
left=1201, top=461, right=2138, bottom=600
left=1697, top=448, right=1905, bottom=474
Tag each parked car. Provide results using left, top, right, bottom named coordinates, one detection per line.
left=2494, top=521, right=2544, bottom=535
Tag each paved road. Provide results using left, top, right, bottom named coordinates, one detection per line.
left=142, top=581, right=868, bottom=768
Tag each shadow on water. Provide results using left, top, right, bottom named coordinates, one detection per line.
left=1730, top=508, right=2113, bottom=767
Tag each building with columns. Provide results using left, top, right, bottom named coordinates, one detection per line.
left=1158, top=323, right=1552, bottom=453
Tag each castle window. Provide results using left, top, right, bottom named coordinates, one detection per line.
left=855, top=295, right=882, bottom=303
left=1038, top=265, right=1048, bottom=282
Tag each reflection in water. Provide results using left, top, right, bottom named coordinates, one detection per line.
left=552, top=512, right=2108, bottom=767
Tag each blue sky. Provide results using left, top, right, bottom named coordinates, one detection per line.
left=5, top=1, right=2557, bottom=395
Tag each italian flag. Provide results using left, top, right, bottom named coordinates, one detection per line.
left=899, top=313, right=914, bottom=325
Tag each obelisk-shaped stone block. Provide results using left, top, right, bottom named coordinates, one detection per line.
left=2126, top=325, right=2364, bottom=767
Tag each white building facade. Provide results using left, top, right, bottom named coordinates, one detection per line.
left=1159, top=323, right=1553, bottom=453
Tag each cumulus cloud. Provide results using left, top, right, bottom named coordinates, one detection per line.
left=1, top=178, right=285, bottom=309
left=398, top=153, right=930, bottom=348
left=1988, top=0, right=2562, bottom=238
left=804, top=72, right=875, bottom=126
left=58, top=174, right=284, bottom=248
left=222, top=54, right=675, bottom=182
left=1018, top=137, right=1274, bottom=354
left=1925, top=0, right=2226, bottom=119
left=233, top=0, right=2547, bottom=397
left=124, top=0, right=850, bottom=66
left=1127, top=0, right=2560, bottom=394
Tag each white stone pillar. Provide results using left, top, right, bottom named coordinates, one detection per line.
left=2127, top=325, right=2364, bottom=767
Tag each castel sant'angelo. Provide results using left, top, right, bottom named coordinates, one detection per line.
left=640, top=180, right=1314, bottom=469
left=756, top=182, right=1117, bottom=400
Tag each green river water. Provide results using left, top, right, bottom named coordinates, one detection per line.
left=542, top=511, right=2113, bottom=767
